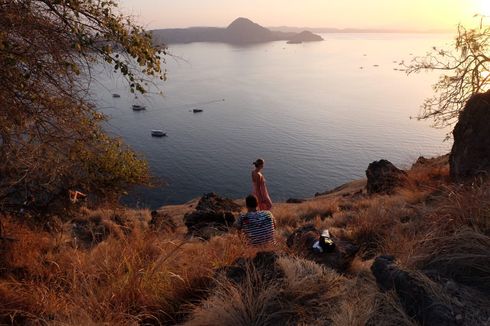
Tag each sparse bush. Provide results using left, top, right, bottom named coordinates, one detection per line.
left=407, top=17, right=490, bottom=129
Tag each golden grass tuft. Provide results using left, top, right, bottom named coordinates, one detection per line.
left=272, top=198, right=340, bottom=228
left=185, top=256, right=347, bottom=326
left=413, top=228, right=490, bottom=292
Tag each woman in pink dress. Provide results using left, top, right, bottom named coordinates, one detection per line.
left=251, top=158, right=273, bottom=210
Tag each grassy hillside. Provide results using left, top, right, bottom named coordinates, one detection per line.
left=0, top=156, right=489, bottom=325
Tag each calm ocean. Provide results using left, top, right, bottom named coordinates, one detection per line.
left=93, top=33, right=453, bottom=208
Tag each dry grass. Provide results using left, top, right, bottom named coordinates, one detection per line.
left=272, top=198, right=340, bottom=229
left=1, top=158, right=489, bottom=325
left=413, top=228, right=490, bottom=292
left=183, top=268, right=284, bottom=326
left=0, top=210, right=262, bottom=325
left=341, top=196, right=411, bottom=259
left=331, top=274, right=418, bottom=326
left=184, top=256, right=347, bottom=326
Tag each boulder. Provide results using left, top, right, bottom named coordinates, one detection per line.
left=286, top=224, right=358, bottom=272
left=450, top=91, right=490, bottom=181
left=371, top=256, right=456, bottom=326
left=184, top=193, right=241, bottom=239
left=365, top=159, right=407, bottom=194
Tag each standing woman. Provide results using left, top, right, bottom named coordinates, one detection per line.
left=252, top=158, right=273, bottom=210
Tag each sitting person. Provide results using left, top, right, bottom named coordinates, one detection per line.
left=236, top=194, right=276, bottom=246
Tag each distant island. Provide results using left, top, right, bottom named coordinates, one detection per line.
left=269, top=26, right=452, bottom=34
left=151, top=17, right=324, bottom=45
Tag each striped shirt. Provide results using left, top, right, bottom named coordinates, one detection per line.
left=236, top=210, right=276, bottom=245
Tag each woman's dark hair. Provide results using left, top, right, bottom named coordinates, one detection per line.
left=253, top=158, right=265, bottom=168
left=246, top=194, right=258, bottom=208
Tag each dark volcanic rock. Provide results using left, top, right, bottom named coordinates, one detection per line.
left=286, top=225, right=358, bottom=272
left=184, top=193, right=241, bottom=239
left=371, top=256, right=457, bottom=326
left=286, top=198, right=306, bottom=204
left=366, top=159, right=407, bottom=194
left=450, top=91, right=490, bottom=181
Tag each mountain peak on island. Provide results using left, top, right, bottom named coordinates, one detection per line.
left=151, top=18, right=323, bottom=45
left=225, top=17, right=272, bottom=42
left=227, top=17, right=266, bottom=30
left=228, top=17, right=254, bottom=27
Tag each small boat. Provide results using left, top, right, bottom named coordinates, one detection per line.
left=112, top=93, right=121, bottom=98
left=151, top=130, right=167, bottom=137
left=193, top=109, right=203, bottom=113
left=132, top=104, right=146, bottom=111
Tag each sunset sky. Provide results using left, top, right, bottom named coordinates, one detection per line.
left=119, top=0, right=489, bottom=30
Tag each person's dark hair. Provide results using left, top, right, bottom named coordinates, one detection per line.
left=246, top=194, right=258, bottom=209
left=253, top=158, right=265, bottom=168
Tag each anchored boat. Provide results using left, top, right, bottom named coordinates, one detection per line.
left=151, top=130, right=167, bottom=137
left=132, top=104, right=146, bottom=111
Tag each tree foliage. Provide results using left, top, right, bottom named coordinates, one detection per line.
left=0, top=0, right=166, bottom=211
left=407, top=17, right=490, bottom=130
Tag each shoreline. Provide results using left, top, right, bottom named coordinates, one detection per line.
left=158, top=178, right=367, bottom=216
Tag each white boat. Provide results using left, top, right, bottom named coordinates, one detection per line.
left=151, top=130, right=167, bottom=137
left=132, top=104, right=146, bottom=111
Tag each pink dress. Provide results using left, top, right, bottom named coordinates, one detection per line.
left=252, top=172, right=273, bottom=210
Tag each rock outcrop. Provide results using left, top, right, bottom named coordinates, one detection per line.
left=183, top=193, right=241, bottom=239
left=371, top=256, right=457, bottom=326
left=366, top=159, right=407, bottom=194
left=286, top=224, right=358, bottom=272
left=450, top=91, right=490, bottom=181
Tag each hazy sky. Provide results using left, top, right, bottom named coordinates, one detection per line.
left=118, top=0, right=489, bottom=30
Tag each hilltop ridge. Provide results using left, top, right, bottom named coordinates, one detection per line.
left=1, top=153, right=489, bottom=325
left=151, top=17, right=324, bottom=45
